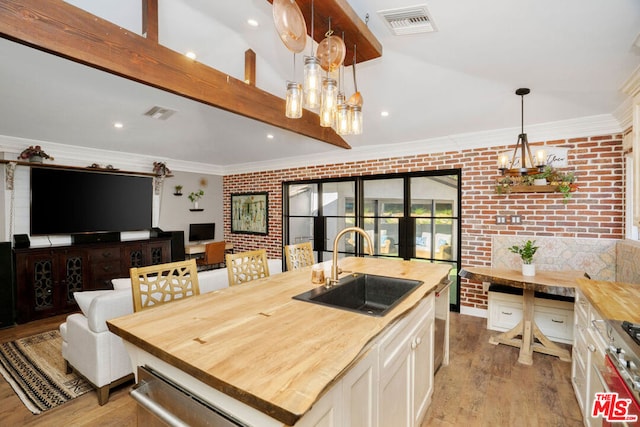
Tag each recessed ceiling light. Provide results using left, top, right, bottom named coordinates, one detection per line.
left=113, top=122, right=123, bottom=129
left=185, top=51, right=197, bottom=60
left=247, top=18, right=259, bottom=27
left=381, top=111, right=390, bottom=117
left=267, top=134, right=275, bottom=139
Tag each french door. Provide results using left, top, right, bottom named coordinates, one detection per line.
left=283, top=170, right=461, bottom=311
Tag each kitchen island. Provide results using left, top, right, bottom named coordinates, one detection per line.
left=107, top=257, right=451, bottom=426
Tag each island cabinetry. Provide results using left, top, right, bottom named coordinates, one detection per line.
left=379, top=294, right=435, bottom=427
left=571, top=288, right=606, bottom=426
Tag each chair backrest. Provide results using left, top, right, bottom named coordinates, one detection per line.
left=226, top=249, right=270, bottom=286
left=130, top=259, right=200, bottom=312
left=284, top=242, right=314, bottom=271
left=203, top=241, right=226, bottom=265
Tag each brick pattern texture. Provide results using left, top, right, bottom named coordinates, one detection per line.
left=223, top=133, right=625, bottom=310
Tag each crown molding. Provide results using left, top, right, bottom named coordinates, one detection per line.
left=221, top=113, right=624, bottom=175
left=1, top=113, right=625, bottom=177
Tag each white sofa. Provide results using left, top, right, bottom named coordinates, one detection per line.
left=59, top=259, right=282, bottom=405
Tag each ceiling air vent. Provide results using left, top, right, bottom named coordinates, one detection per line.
left=378, top=5, right=437, bottom=36
left=143, top=106, right=176, bottom=120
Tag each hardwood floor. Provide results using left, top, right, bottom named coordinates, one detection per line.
left=0, top=312, right=582, bottom=426
left=422, top=313, right=583, bottom=427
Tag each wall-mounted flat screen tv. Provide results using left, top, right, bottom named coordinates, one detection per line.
left=188, top=223, right=215, bottom=242
left=30, top=167, right=153, bottom=235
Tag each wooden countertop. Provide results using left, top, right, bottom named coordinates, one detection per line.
left=107, top=257, right=451, bottom=425
left=575, top=277, right=640, bottom=323
left=459, top=266, right=586, bottom=297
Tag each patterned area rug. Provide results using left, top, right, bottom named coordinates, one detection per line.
left=0, top=330, right=92, bottom=414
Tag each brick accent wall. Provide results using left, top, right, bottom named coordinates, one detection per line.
left=223, top=133, right=625, bottom=310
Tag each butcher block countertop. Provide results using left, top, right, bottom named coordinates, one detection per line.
left=107, top=257, right=451, bottom=425
left=575, top=277, right=640, bottom=323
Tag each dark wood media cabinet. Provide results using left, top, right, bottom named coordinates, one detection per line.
left=14, top=238, right=171, bottom=323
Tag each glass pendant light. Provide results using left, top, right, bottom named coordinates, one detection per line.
left=303, top=56, right=321, bottom=109
left=303, top=0, right=321, bottom=109
left=349, top=105, right=362, bottom=135
left=320, top=77, right=337, bottom=127
left=285, top=53, right=303, bottom=119
left=286, top=82, right=303, bottom=119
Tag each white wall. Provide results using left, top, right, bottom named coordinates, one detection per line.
left=157, top=171, right=223, bottom=242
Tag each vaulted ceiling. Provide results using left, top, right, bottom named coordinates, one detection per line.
left=0, top=0, right=639, bottom=173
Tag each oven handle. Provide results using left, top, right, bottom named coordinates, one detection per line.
left=130, top=381, right=191, bottom=427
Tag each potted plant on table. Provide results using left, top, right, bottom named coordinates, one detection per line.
left=508, top=239, right=539, bottom=276
left=18, top=145, right=54, bottom=163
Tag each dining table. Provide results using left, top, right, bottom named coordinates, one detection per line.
left=459, top=266, right=587, bottom=365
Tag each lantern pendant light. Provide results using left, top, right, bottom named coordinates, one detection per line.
left=303, top=0, right=321, bottom=109
left=285, top=53, right=303, bottom=119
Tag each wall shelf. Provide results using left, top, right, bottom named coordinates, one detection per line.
left=509, top=185, right=558, bottom=193
left=0, top=159, right=156, bottom=177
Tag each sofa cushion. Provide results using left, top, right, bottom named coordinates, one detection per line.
left=111, top=277, right=132, bottom=290
left=74, top=290, right=113, bottom=317
left=86, top=290, right=134, bottom=333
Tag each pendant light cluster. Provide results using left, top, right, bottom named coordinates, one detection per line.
left=275, top=0, right=364, bottom=135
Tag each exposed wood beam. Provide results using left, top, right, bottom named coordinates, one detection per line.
left=0, top=0, right=350, bottom=150
left=267, top=0, right=382, bottom=66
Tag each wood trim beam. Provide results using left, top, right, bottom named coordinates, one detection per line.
left=0, top=0, right=350, bottom=149
left=244, top=49, right=256, bottom=86
left=142, top=0, right=159, bottom=43
left=267, top=0, right=383, bottom=66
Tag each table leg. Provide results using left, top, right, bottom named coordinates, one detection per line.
left=488, top=288, right=571, bottom=364
left=517, top=289, right=535, bottom=365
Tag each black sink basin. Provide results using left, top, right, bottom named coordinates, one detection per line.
left=292, top=273, right=423, bottom=317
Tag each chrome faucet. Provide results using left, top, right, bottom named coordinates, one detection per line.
left=329, top=226, right=374, bottom=288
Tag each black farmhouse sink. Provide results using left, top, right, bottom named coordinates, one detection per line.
left=293, top=273, right=423, bottom=317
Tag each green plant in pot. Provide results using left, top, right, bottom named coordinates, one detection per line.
left=188, top=189, right=204, bottom=209
left=508, top=239, right=539, bottom=276
left=174, top=185, right=183, bottom=196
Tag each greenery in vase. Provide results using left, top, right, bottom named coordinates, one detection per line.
left=188, top=189, right=204, bottom=203
left=508, top=239, right=539, bottom=264
left=18, top=145, right=53, bottom=160
left=174, top=185, right=183, bottom=194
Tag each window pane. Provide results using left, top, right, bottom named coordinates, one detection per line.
left=322, top=181, right=355, bottom=216
left=325, top=217, right=356, bottom=253
left=363, top=178, right=403, bottom=217
left=288, top=184, right=318, bottom=216
left=288, top=217, right=314, bottom=245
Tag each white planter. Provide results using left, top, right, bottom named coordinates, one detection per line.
left=522, top=264, right=536, bottom=276
left=533, top=178, right=547, bottom=186
left=193, top=201, right=199, bottom=210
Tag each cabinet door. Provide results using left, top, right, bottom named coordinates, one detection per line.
left=22, top=251, right=57, bottom=320
left=342, top=348, right=378, bottom=427
left=380, top=343, right=412, bottom=427
left=58, top=248, right=86, bottom=309
left=413, top=312, right=434, bottom=425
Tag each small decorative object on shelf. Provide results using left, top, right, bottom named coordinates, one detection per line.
left=174, top=185, right=183, bottom=196
left=18, top=145, right=54, bottom=163
left=508, top=239, right=539, bottom=276
left=152, top=161, right=173, bottom=177
left=188, top=189, right=204, bottom=210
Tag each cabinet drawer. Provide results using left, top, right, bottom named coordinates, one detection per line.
left=87, top=247, right=121, bottom=262
left=534, top=305, right=574, bottom=344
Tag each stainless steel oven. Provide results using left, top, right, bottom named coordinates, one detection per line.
left=591, top=320, right=640, bottom=427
